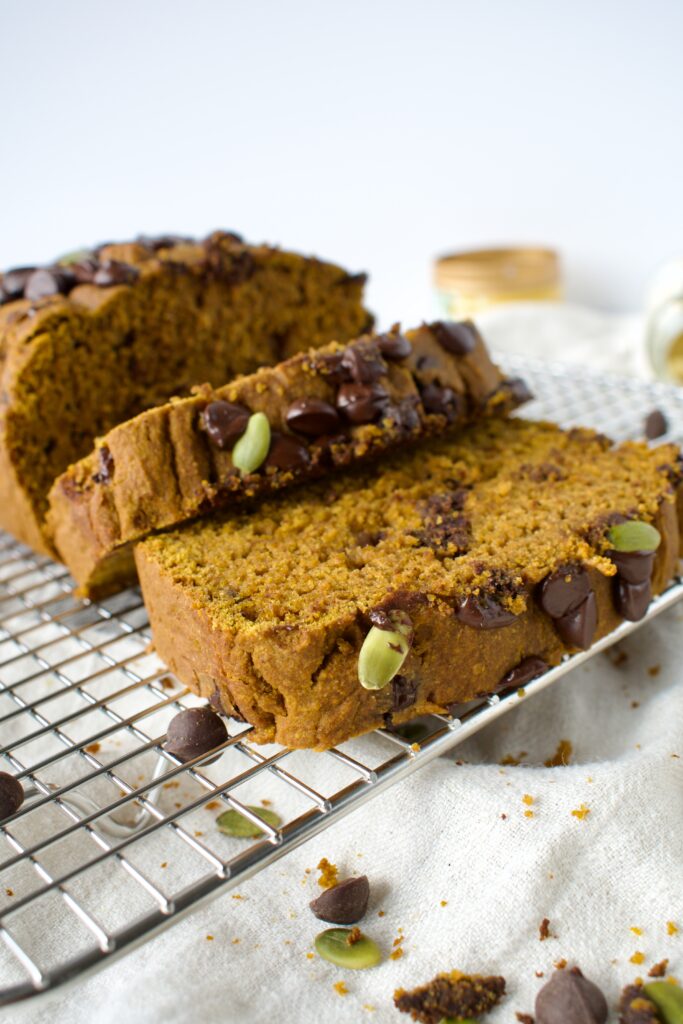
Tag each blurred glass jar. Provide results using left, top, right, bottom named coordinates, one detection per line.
left=434, top=247, right=562, bottom=319
left=646, top=258, right=683, bottom=383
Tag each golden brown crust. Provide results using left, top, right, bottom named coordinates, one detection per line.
left=0, top=232, right=371, bottom=554
left=47, top=322, right=524, bottom=597
left=135, top=421, right=682, bottom=750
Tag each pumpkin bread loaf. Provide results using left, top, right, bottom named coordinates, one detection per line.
left=0, top=231, right=371, bottom=554
left=135, top=417, right=683, bottom=749
left=48, top=320, right=529, bottom=597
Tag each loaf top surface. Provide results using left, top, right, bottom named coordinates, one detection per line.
left=137, top=417, right=681, bottom=634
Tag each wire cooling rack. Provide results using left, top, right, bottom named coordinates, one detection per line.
left=1, top=355, right=683, bottom=1008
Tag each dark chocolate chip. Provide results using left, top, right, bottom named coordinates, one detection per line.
left=208, top=688, right=227, bottom=716
left=615, top=578, right=651, bottom=621
left=430, top=320, right=478, bottom=356
left=554, top=592, right=598, bottom=649
left=137, top=234, right=193, bottom=250
left=644, top=408, right=668, bottom=440
left=92, top=445, right=114, bottom=484
left=163, top=707, right=228, bottom=763
left=200, top=400, right=250, bottom=449
left=420, top=382, right=464, bottom=422
left=376, top=331, right=412, bottom=361
left=340, top=344, right=385, bottom=384
left=0, top=772, right=24, bottom=820
left=265, top=432, right=311, bottom=471
left=24, top=267, right=76, bottom=303
left=535, top=966, right=607, bottom=1024
left=336, top=271, right=368, bottom=287
left=336, top=382, right=390, bottom=424
left=497, top=656, right=548, bottom=692
left=455, top=593, right=517, bottom=629
left=391, top=675, right=418, bottom=712
left=285, top=397, right=341, bottom=436
left=309, top=875, right=370, bottom=924
left=93, top=261, right=140, bottom=287
left=388, top=396, right=421, bottom=433
left=609, top=549, right=655, bottom=585
left=538, top=565, right=590, bottom=619
left=0, top=266, right=35, bottom=302
left=505, top=376, right=534, bottom=405
left=70, top=258, right=100, bottom=284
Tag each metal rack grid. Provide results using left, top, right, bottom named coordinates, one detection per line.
left=1, top=355, right=682, bottom=1008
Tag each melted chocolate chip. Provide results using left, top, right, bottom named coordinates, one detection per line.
left=70, top=258, right=100, bottom=284
left=163, top=707, right=228, bottom=763
left=1, top=266, right=35, bottom=302
left=200, top=400, right=250, bottom=449
left=391, top=676, right=418, bottom=712
left=538, top=565, right=590, bottom=619
left=336, top=382, right=390, bottom=424
left=376, top=331, right=411, bottom=361
left=0, top=772, right=24, bottom=820
left=413, top=490, right=470, bottom=557
left=430, top=319, right=478, bottom=356
left=505, top=376, right=534, bottom=405
left=420, top=382, right=464, bottom=422
left=137, top=234, right=193, bottom=250
left=535, top=966, right=607, bottom=1024
left=265, top=433, right=311, bottom=471
left=615, top=578, right=651, bottom=621
left=93, top=261, right=140, bottom=287
left=554, top=592, right=597, bottom=649
left=285, top=397, right=341, bottom=436
left=609, top=549, right=655, bottom=585
left=340, top=344, right=385, bottom=383
left=92, top=445, right=115, bottom=484
left=25, top=267, right=76, bottom=303
left=456, top=593, right=517, bottom=629
left=644, top=408, right=668, bottom=440
left=497, top=656, right=548, bottom=692
left=309, top=875, right=370, bottom=924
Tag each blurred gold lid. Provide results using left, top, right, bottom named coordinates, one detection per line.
left=435, top=247, right=561, bottom=296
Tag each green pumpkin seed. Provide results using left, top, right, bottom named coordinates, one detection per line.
left=358, top=612, right=413, bottom=691
left=608, top=520, right=661, bottom=553
left=314, top=927, right=382, bottom=969
left=231, top=412, right=271, bottom=475
left=216, top=805, right=281, bottom=838
left=643, top=981, right=683, bottom=1023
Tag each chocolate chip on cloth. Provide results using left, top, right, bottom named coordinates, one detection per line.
left=309, top=875, right=370, bottom=924
left=163, top=707, right=228, bottom=763
left=285, top=397, right=341, bottom=436
left=538, top=565, right=597, bottom=649
left=336, top=381, right=390, bottom=424
left=200, top=400, right=250, bottom=449
left=0, top=772, right=25, bottom=820
left=394, top=969, right=506, bottom=1022
left=618, top=983, right=660, bottom=1024
left=430, top=319, right=479, bottom=355
left=535, top=966, right=608, bottom=1024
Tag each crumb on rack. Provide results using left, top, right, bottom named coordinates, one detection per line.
left=539, top=918, right=551, bottom=941
left=5, top=888, right=14, bottom=898
left=648, top=959, right=669, bottom=977
left=554, top=959, right=567, bottom=969
left=333, top=981, right=348, bottom=996
left=85, top=742, right=101, bottom=754
left=630, top=951, right=646, bottom=965
left=163, top=781, right=180, bottom=789
left=544, top=739, right=573, bottom=767
left=378, top=910, right=385, bottom=917
left=440, top=900, right=448, bottom=907
left=206, top=934, right=214, bottom=941
left=160, top=862, right=167, bottom=869
left=260, top=798, right=272, bottom=807
left=522, top=794, right=534, bottom=806
left=571, top=803, right=590, bottom=820
left=667, top=921, right=679, bottom=935
left=410, top=742, right=421, bottom=753
left=631, top=926, right=643, bottom=936
left=232, top=938, right=240, bottom=944
left=317, top=858, right=339, bottom=889
left=205, top=801, right=220, bottom=810
left=306, top=952, right=315, bottom=959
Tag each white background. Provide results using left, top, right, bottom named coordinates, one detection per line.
left=2, top=0, right=683, bottom=327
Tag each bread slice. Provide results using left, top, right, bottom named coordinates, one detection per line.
left=135, top=417, right=682, bottom=749
left=48, top=320, right=527, bottom=597
left=0, top=231, right=371, bottom=553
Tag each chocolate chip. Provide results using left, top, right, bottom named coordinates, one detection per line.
left=0, top=772, right=24, bottom=820
left=163, top=707, right=228, bottom=763
left=644, top=408, right=668, bottom=440
left=0, top=266, right=35, bottom=302
left=538, top=565, right=590, bottom=619
left=554, top=592, right=597, bottom=649
left=420, top=382, right=464, bottom=422
left=336, top=382, right=390, bottom=424
left=200, top=400, right=250, bottom=449
left=309, top=875, right=370, bottom=924
left=137, top=234, right=193, bottom=250
left=340, top=344, right=385, bottom=383
left=24, top=267, right=76, bottom=303
left=609, top=549, right=655, bottom=585
left=209, top=688, right=227, bottom=715
left=430, top=320, right=478, bottom=356
left=386, top=396, right=421, bottom=433
left=93, top=261, right=140, bottom=287
left=265, top=432, right=311, bottom=471
left=391, top=676, right=418, bottom=712
left=285, top=397, right=341, bottom=436
left=376, top=331, right=412, bottom=361
left=70, top=258, right=100, bottom=284
left=336, top=271, right=368, bottom=287
left=92, top=445, right=114, bottom=484
left=497, top=656, right=548, bottom=691
left=615, top=578, right=651, bottom=621
left=456, top=593, right=517, bottom=629
left=535, top=966, right=607, bottom=1024
left=505, top=376, right=534, bottom=405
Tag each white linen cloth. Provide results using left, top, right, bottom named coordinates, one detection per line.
left=17, top=305, right=683, bottom=1024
